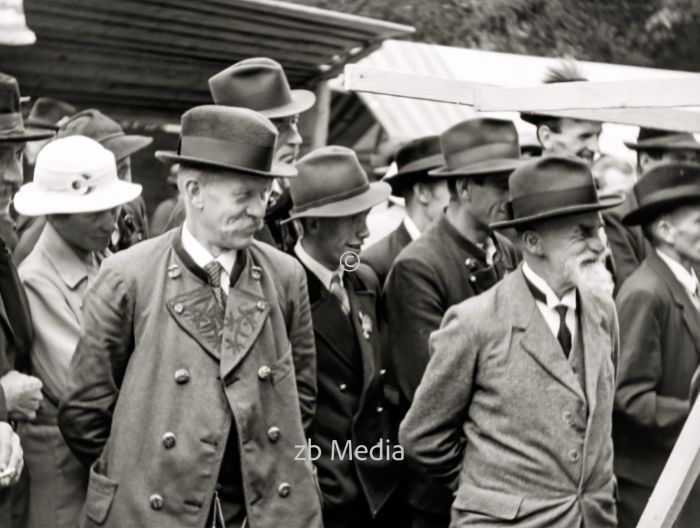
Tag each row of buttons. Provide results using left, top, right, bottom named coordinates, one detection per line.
left=148, top=482, right=292, bottom=511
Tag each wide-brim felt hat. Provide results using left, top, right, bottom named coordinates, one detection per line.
left=13, top=135, right=142, bottom=216
left=283, top=145, right=391, bottom=223
left=490, top=156, right=624, bottom=229
left=624, top=128, right=700, bottom=151
left=429, top=117, right=525, bottom=177
left=25, top=97, right=76, bottom=130
left=156, top=105, right=296, bottom=178
left=0, top=73, right=54, bottom=142
left=208, top=57, right=315, bottom=119
left=383, top=135, right=446, bottom=194
left=57, top=109, right=152, bottom=161
left=623, top=162, right=700, bottom=225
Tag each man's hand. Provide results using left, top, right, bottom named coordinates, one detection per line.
left=0, top=371, right=43, bottom=421
left=0, top=422, right=23, bottom=487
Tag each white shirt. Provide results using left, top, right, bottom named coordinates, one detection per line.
left=478, top=236, right=498, bottom=266
left=656, top=249, right=700, bottom=309
left=522, top=262, right=577, bottom=342
left=403, top=215, right=422, bottom=242
left=181, top=222, right=236, bottom=295
left=294, top=240, right=344, bottom=292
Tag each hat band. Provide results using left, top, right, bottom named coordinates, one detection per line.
left=0, top=112, right=23, bottom=133
left=446, top=141, right=519, bottom=171
left=636, top=183, right=700, bottom=209
left=294, top=182, right=370, bottom=214
left=511, top=185, right=598, bottom=218
left=397, top=153, right=444, bottom=175
left=36, top=170, right=116, bottom=197
left=180, top=136, right=273, bottom=172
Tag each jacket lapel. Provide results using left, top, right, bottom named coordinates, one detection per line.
left=510, top=267, right=586, bottom=402
left=166, top=288, right=223, bottom=361
left=347, top=282, right=378, bottom=400
left=649, top=251, right=700, bottom=361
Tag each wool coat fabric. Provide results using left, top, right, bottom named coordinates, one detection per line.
left=58, top=229, right=322, bottom=528
left=361, top=221, right=412, bottom=288
left=400, top=266, right=619, bottom=528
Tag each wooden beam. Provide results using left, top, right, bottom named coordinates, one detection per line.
left=344, top=65, right=700, bottom=133
left=637, top=397, right=700, bottom=527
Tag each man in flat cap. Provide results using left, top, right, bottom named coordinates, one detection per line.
left=362, top=135, right=449, bottom=286
left=401, top=156, right=623, bottom=528
left=613, top=162, right=700, bottom=528
left=286, top=145, right=401, bottom=528
left=384, top=117, right=522, bottom=528
left=14, top=136, right=142, bottom=528
left=58, top=106, right=321, bottom=528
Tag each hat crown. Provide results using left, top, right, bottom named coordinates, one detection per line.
left=635, top=162, right=700, bottom=204
left=27, top=98, right=76, bottom=129
left=396, top=135, right=442, bottom=173
left=290, top=146, right=369, bottom=212
left=439, top=118, right=520, bottom=171
left=57, top=109, right=124, bottom=143
left=208, top=57, right=294, bottom=113
left=509, top=156, right=595, bottom=198
left=0, top=73, right=21, bottom=115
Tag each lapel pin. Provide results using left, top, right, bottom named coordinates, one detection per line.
left=251, top=266, right=262, bottom=280
left=465, top=257, right=478, bottom=271
left=358, top=311, right=372, bottom=340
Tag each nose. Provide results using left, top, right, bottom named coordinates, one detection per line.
left=98, top=209, right=119, bottom=231
left=246, top=195, right=267, bottom=219
left=586, top=135, right=600, bottom=155
left=590, top=227, right=607, bottom=254
left=1, top=158, right=22, bottom=185
left=287, top=122, right=302, bottom=146
left=357, top=216, right=370, bottom=240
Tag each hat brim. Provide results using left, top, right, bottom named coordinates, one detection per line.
left=259, top=90, right=316, bottom=120
left=283, top=181, right=391, bottom=224
left=103, top=134, right=153, bottom=161
left=384, top=165, right=445, bottom=195
left=624, top=139, right=700, bottom=151
left=429, top=158, right=525, bottom=177
left=13, top=180, right=143, bottom=216
left=0, top=128, right=54, bottom=142
left=155, top=151, right=297, bottom=178
left=623, top=194, right=700, bottom=225
left=490, top=194, right=625, bottom=229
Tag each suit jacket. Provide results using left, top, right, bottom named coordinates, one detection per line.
left=362, top=221, right=412, bottom=287
left=58, top=230, right=322, bottom=528
left=300, top=260, right=399, bottom=520
left=614, top=250, right=700, bottom=486
left=384, top=213, right=519, bottom=514
left=400, top=266, right=618, bottom=528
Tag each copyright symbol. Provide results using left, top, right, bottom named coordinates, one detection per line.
left=340, top=251, right=361, bottom=272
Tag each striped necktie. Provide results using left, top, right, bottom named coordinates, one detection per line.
left=204, top=260, right=226, bottom=314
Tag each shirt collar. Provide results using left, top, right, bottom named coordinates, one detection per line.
left=294, top=239, right=343, bottom=291
left=522, top=262, right=577, bottom=311
left=403, top=215, right=422, bottom=242
left=656, top=249, right=699, bottom=298
left=40, top=222, right=98, bottom=290
left=181, top=222, right=236, bottom=276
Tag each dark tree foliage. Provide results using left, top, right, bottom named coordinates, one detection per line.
left=290, top=0, right=700, bottom=72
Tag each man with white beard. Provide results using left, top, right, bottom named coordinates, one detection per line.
left=400, top=157, right=623, bottom=528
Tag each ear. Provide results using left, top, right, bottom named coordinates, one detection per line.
left=303, top=217, right=322, bottom=236
left=638, top=152, right=651, bottom=173
left=536, top=124, right=552, bottom=151
left=413, top=182, right=431, bottom=205
left=456, top=177, right=471, bottom=201
left=522, top=229, right=544, bottom=257
left=654, top=217, right=676, bottom=246
left=184, top=179, right=205, bottom=210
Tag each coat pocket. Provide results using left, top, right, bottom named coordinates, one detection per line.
left=270, top=343, right=294, bottom=385
left=84, top=459, right=118, bottom=525
left=452, top=483, right=523, bottom=521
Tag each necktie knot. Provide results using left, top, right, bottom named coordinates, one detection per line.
left=203, top=260, right=226, bottom=313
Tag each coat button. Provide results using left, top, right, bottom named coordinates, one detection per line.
left=174, top=369, right=190, bottom=384
left=168, top=265, right=181, bottom=279
left=251, top=267, right=262, bottom=280
left=278, top=482, right=291, bottom=498
left=258, top=365, right=271, bottom=380
left=256, top=301, right=266, bottom=311
left=379, top=369, right=386, bottom=377
left=469, top=276, right=477, bottom=283
left=568, top=449, right=580, bottom=462
left=149, top=493, right=164, bottom=510
left=174, top=303, right=184, bottom=314
left=339, top=383, right=347, bottom=392
left=162, top=432, right=176, bottom=449
left=267, top=426, right=281, bottom=442
left=562, top=411, right=573, bottom=425
left=376, top=406, right=384, bottom=413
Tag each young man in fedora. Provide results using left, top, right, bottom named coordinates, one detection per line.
left=14, top=135, right=142, bottom=528
left=14, top=108, right=154, bottom=262
left=401, top=156, right=623, bottom=528
left=286, top=145, right=401, bottom=528
left=58, top=106, right=321, bottom=528
left=362, top=135, right=449, bottom=286
left=613, top=162, right=700, bottom=528
left=384, top=117, right=521, bottom=528
left=165, top=57, right=316, bottom=251
left=22, top=97, right=76, bottom=178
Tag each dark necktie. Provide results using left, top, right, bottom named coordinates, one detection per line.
left=524, top=276, right=572, bottom=358
left=204, top=260, right=226, bottom=314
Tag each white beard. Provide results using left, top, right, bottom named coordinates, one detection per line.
left=565, top=254, right=614, bottom=299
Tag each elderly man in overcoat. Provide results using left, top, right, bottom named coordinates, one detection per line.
left=614, top=162, right=700, bottom=527
left=58, top=105, right=322, bottom=528
left=401, top=156, right=623, bottom=528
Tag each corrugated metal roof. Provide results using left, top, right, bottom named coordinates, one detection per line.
left=0, top=0, right=413, bottom=121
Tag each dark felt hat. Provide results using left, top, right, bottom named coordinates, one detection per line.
left=624, top=128, right=700, bottom=152
left=57, top=109, right=152, bottom=161
left=383, top=135, right=445, bottom=195
left=284, top=145, right=390, bottom=222
left=0, top=73, right=53, bottom=142
left=25, top=98, right=76, bottom=130
left=491, top=156, right=624, bottom=229
left=156, top=105, right=296, bottom=178
left=208, top=58, right=316, bottom=119
left=623, top=163, right=700, bottom=225
left=429, top=118, right=524, bottom=178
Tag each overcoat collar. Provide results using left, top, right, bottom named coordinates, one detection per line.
left=38, top=222, right=99, bottom=290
